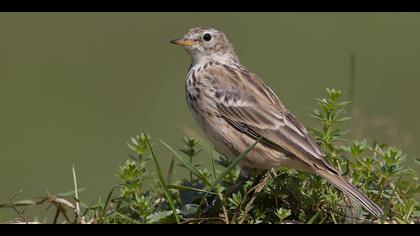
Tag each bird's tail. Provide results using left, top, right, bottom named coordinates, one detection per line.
left=318, top=170, right=384, bottom=219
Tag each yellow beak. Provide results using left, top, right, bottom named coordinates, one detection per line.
left=170, top=39, right=194, bottom=46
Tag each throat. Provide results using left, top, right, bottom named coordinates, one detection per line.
left=191, top=53, right=239, bottom=67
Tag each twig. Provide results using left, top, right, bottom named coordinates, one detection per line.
left=236, top=172, right=271, bottom=224
left=9, top=190, right=27, bottom=224
left=56, top=201, right=72, bottom=223
left=53, top=207, right=60, bottom=224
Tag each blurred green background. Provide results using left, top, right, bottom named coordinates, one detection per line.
left=1, top=13, right=419, bottom=221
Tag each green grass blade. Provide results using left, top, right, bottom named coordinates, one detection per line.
left=145, top=136, right=180, bottom=224
left=167, top=184, right=216, bottom=195
left=167, top=158, right=175, bottom=184
left=160, top=140, right=211, bottom=187
left=307, top=212, right=320, bottom=224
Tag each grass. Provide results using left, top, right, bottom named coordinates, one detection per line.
left=1, top=88, right=419, bottom=224
left=145, top=135, right=180, bottom=224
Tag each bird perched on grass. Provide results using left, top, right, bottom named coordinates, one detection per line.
left=170, top=26, right=383, bottom=219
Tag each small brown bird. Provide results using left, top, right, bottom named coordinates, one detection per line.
left=171, top=26, right=383, bottom=218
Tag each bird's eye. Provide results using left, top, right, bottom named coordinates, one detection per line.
left=203, top=33, right=212, bottom=41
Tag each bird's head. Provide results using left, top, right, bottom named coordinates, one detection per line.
left=170, top=26, right=239, bottom=65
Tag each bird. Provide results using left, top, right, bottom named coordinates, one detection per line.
left=170, top=26, right=384, bottom=219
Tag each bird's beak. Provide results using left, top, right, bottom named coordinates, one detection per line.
left=170, top=38, right=194, bottom=47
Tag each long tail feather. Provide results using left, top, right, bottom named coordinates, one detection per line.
left=319, top=171, right=384, bottom=219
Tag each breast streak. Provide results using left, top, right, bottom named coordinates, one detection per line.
left=185, top=69, right=289, bottom=170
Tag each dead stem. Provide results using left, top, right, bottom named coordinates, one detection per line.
left=9, top=190, right=27, bottom=224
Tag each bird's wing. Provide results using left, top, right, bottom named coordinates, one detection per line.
left=208, top=66, right=338, bottom=174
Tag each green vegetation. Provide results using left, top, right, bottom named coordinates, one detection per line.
left=2, top=88, right=419, bottom=224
